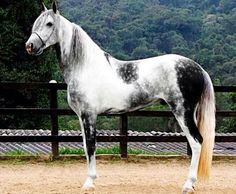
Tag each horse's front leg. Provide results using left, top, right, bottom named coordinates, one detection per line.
left=79, top=112, right=97, bottom=190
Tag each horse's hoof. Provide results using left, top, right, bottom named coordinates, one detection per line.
left=81, top=185, right=95, bottom=194
left=82, top=186, right=95, bottom=190
left=182, top=187, right=194, bottom=194
left=82, top=180, right=95, bottom=192
left=82, top=176, right=95, bottom=191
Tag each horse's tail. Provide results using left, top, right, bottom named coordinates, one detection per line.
left=197, top=71, right=215, bottom=180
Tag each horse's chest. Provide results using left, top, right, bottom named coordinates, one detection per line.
left=67, top=77, right=134, bottom=112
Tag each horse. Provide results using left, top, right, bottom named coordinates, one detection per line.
left=25, top=2, right=215, bottom=193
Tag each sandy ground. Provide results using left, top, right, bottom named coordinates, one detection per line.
left=0, top=158, right=235, bottom=194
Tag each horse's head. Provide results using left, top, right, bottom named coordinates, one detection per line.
left=25, top=2, right=59, bottom=55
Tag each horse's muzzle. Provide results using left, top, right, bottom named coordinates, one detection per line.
left=25, top=42, right=43, bottom=56
left=25, top=43, right=33, bottom=55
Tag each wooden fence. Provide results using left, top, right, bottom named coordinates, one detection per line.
left=0, top=82, right=236, bottom=158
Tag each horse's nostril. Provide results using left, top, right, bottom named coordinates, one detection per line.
left=26, top=43, right=33, bottom=54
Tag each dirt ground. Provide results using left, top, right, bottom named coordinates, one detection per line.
left=0, top=157, right=235, bottom=194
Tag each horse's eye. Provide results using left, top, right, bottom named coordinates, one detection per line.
left=46, top=22, right=53, bottom=27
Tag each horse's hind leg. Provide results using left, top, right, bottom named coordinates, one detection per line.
left=171, top=102, right=202, bottom=193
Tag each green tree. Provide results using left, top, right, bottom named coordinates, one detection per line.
left=58, top=0, right=236, bottom=132
left=0, top=0, right=58, bottom=129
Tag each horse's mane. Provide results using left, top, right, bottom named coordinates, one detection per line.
left=59, top=19, right=105, bottom=67
left=69, top=25, right=84, bottom=65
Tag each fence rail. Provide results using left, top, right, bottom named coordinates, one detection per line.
left=0, top=82, right=236, bottom=158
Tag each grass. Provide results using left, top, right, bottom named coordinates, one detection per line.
left=2, top=146, right=176, bottom=157
left=59, top=146, right=156, bottom=155
left=5, top=149, right=29, bottom=156
left=59, top=147, right=85, bottom=155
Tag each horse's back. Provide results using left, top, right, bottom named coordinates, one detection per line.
left=137, top=54, right=192, bottom=77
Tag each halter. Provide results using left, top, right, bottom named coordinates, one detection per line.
left=32, top=25, right=55, bottom=48
left=32, top=32, right=45, bottom=47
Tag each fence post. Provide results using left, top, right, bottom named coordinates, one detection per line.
left=120, top=114, right=128, bottom=158
left=49, top=80, right=59, bottom=159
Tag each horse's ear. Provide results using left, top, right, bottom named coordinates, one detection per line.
left=52, top=1, right=57, bottom=14
left=42, top=2, right=48, bottom=11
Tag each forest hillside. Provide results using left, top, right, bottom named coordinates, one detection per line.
left=60, top=0, right=236, bottom=85
left=0, top=0, right=235, bottom=132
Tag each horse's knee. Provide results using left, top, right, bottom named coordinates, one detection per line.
left=190, top=141, right=201, bottom=155
left=81, top=112, right=97, bottom=158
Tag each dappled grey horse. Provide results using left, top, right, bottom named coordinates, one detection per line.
left=26, top=2, right=215, bottom=193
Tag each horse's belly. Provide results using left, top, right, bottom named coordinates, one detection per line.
left=85, top=82, right=136, bottom=113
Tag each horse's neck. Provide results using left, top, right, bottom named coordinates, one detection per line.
left=57, top=16, right=104, bottom=83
